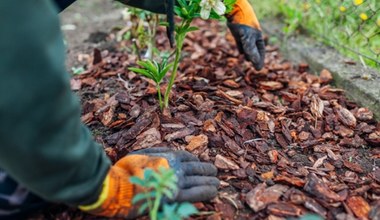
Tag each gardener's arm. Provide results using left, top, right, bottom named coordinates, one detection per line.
left=0, top=0, right=111, bottom=205
left=52, top=0, right=167, bottom=13
left=0, top=2, right=218, bottom=217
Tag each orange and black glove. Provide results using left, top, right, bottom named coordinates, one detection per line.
left=227, top=0, right=265, bottom=70
left=79, top=147, right=219, bottom=219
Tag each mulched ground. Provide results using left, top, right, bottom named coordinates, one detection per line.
left=31, top=19, right=380, bottom=220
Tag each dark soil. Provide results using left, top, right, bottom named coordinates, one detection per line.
left=29, top=18, right=380, bottom=220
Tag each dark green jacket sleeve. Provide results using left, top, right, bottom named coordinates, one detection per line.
left=0, top=0, right=111, bottom=206
left=118, top=0, right=168, bottom=14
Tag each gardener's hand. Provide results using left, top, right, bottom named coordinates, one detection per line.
left=226, top=0, right=265, bottom=70
left=79, top=147, right=219, bottom=219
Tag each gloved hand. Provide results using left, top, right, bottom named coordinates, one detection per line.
left=79, top=147, right=219, bottom=219
left=226, top=0, right=265, bottom=70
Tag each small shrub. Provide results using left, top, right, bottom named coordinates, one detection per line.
left=130, top=167, right=198, bottom=220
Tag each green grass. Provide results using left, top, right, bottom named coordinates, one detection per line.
left=251, top=0, right=380, bottom=70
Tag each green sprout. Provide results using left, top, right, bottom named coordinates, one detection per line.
left=71, top=66, right=85, bottom=75
left=130, top=167, right=198, bottom=220
left=128, top=59, right=173, bottom=110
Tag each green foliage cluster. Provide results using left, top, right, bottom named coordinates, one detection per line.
left=121, top=7, right=159, bottom=60
left=129, top=59, right=173, bottom=109
left=252, top=0, right=380, bottom=69
left=130, top=167, right=198, bottom=220
left=298, top=214, right=324, bottom=220
left=129, top=0, right=235, bottom=110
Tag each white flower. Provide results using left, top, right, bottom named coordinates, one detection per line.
left=200, top=0, right=226, bottom=19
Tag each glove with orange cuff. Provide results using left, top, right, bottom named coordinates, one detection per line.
left=79, top=147, right=219, bottom=219
left=226, top=0, right=265, bottom=70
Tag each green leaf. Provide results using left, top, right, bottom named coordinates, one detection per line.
left=157, top=64, right=172, bottom=82
left=162, top=188, right=175, bottom=199
left=186, top=26, right=199, bottom=32
left=174, top=6, right=183, bottom=17
left=160, top=21, right=169, bottom=27
left=128, top=67, right=146, bottom=74
left=162, top=203, right=178, bottom=217
left=177, top=202, right=198, bottom=217
left=129, top=176, right=145, bottom=186
left=137, top=60, right=159, bottom=76
left=164, top=181, right=177, bottom=191
left=152, top=172, right=164, bottom=182
left=177, top=0, right=188, bottom=8
left=138, top=202, right=149, bottom=214
left=71, top=66, right=85, bottom=75
left=224, top=0, right=237, bottom=13
left=132, top=193, right=149, bottom=204
left=128, top=67, right=155, bottom=80
left=143, top=169, right=154, bottom=181
left=152, top=60, right=160, bottom=72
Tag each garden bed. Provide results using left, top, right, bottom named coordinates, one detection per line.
left=32, top=19, right=380, bottom=219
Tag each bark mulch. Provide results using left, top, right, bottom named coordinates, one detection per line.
left=32, top=19, right=380, bottom=220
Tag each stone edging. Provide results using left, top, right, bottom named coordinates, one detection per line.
left=262, top=20, right=380, bottom=119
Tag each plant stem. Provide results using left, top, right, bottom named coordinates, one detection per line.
left=163, top=19, right=191, bottom=108
left=150, top=191, right=162, bottom=220
left=163, top=46, right=181, bottom=108
left=145, top=190, right=153, bottom=218
left=157, top=84, right=163, bottom=110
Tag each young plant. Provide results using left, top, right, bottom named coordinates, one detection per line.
left=131, top=0, right=236, bottom=110
left=122, top=7, right=160, bottom=60
left=130, top=167, right=198, bottom=220
left=128, top=59, right=173, bottom=110
left=163, top=0, right=236, bottom=108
